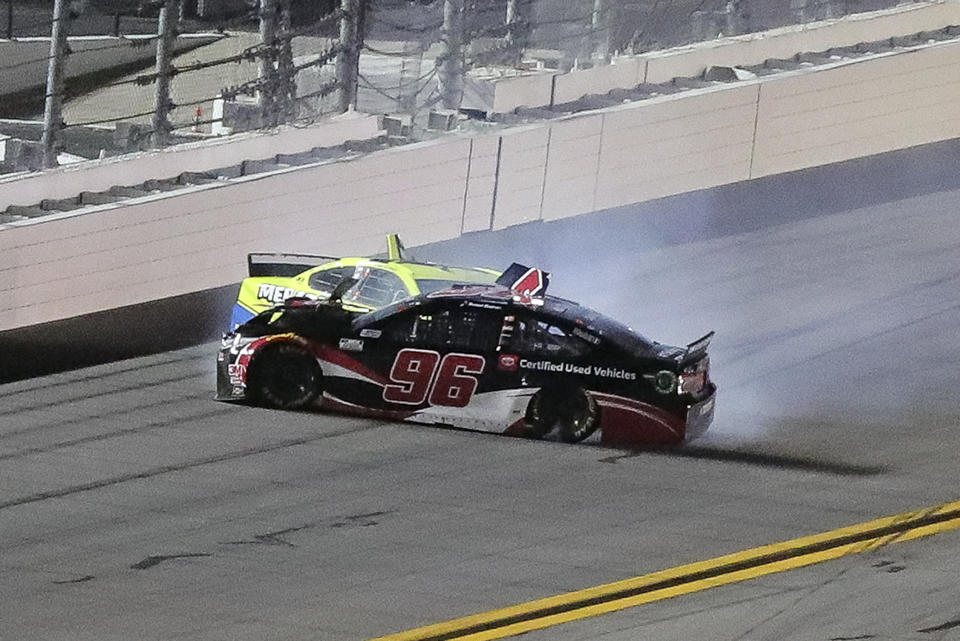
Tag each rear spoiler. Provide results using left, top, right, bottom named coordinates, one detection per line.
left=247, top=252, right=339, bottom=277
left=386, top=233, right=405, bottom=261
left=247, top=234, right=407, bottom=277
left=685, top=331, right=715, bottom=358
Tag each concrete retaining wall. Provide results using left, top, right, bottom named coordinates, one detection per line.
left=470, top=0, right=960, bottom=113
left=0, top=134, right=469, bottom=330
left=552, top=58, right=645, bottom=106
left=642, top=0, right=960, bottom=83
left=0, top=112, right=381, bottom=211
left=593, top=84, right=758, bottom=212
left=3, top=36, right=960, bottom=332
left=752, top=43, right=960, bottom=176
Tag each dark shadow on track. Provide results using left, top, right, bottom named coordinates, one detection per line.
left=599, top=446, right=886, bottom=476
left=0, top=284, right=236, bottom=383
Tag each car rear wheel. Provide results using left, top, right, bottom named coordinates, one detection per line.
left=525, top=389, right=559, bottom=438
left=556, top=389, right=599, bottom=443
left=525, top=387, right=599, bottom=443
left=248, top=343, right=322, bottom=410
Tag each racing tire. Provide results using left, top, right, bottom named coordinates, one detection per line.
left=525, top=389, right=560, bottom=439
left=525, top=387, right=599, bottom=443
left=556, top=389, right=599, bottom=443
left=247, top=342, right=323, bottom=410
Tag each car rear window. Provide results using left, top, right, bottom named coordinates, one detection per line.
left=308, top=266, right=353, bottom=294
left=414, top=279, right=472, bottom=295
left=346, top=269, right=409, bottom=308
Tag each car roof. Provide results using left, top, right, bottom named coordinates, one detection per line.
left=354, top=284, right=654, bottom=351
left=387, top=261, right=500, bottom=281
left=301, top=258, right=499, bottom=282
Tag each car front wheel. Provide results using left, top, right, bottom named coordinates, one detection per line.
left=248, top=343, right=322, bottom=410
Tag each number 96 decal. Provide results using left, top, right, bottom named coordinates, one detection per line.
left=383, top=349, right=486, bottom=408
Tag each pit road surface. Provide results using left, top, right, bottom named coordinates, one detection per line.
left=3, top=142, right=960, bottom=640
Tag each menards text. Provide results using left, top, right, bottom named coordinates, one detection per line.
left=257, top=284, right=321, bottom=305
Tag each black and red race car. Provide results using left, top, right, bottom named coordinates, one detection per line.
left=216, top=266, right=716, bottom=446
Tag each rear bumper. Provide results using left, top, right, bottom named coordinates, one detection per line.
left=685, top=383, right=717, bottom=441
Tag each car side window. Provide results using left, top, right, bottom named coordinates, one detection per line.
left=307, top=266, right=353, bottom=294
left=381, top=303, right=501, bottom=352
left=347, top=268, right=409, bottom=308
left=506, top=313, right=591, bottom=359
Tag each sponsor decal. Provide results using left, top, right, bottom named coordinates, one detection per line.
left=339, top=338, right=364, bottom=352
left=359, top=328, right=382, bottom=339
left=519, top=359, right=637, bottom=380
left=228, top=363, right=247, bottom=385
left=510, top=268, right=546, bottom=298
left=498, top=353, right=519, bottom=372
left=646, top=370, right=678, bottom=394
left=384, top=349, right=486, bottom=408
left=231, top=386, right=245, bottom=397
left=256, top=283, right=320, bottom=305
left=572, top=327, right=601, bottom=345
left=465, top=301, right=504, bottom=310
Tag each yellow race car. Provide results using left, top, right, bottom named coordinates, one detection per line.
left=230, top=234, right=500, bottom=329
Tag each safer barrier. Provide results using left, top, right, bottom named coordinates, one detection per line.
left=751, top=42, right=960, bottom=176
left=0, top=135, right=471, bottom=330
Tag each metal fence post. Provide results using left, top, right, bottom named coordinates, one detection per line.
left=259, top=0, right=279, bottom=125
left=277, top=0, right=296, bottom=122
left=336, top=0, right=360, bottom=113
left=151, top=0, right=176, bottom=147
left=592, top=0, right=610, bottom=62
left=40, top=0, right=71, bottom=169
left=438, top=0, right=464, bottom=111
left=505, top=0, right=527, bottom=64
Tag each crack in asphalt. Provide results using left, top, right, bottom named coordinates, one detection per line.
left=222, top=524, right=316, bottom=548
left=918, top=618, right=960, bottom=633
left=130, top=553, right=212, bottom=570
left=0, top=423, right=384, bottom=512
left=220, top=511, right=393, bottom=547
left=52, top=575, right=95, bottom=585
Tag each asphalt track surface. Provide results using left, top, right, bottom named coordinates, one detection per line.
left=4, top=141, right=960, bottom=640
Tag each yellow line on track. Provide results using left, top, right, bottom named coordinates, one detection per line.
left=368, top=499, right=960, bottom=641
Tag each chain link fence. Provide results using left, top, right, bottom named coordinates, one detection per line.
left=352, top=0, right=923, bottom=123
left=0, top=0, right=928, bottom=169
